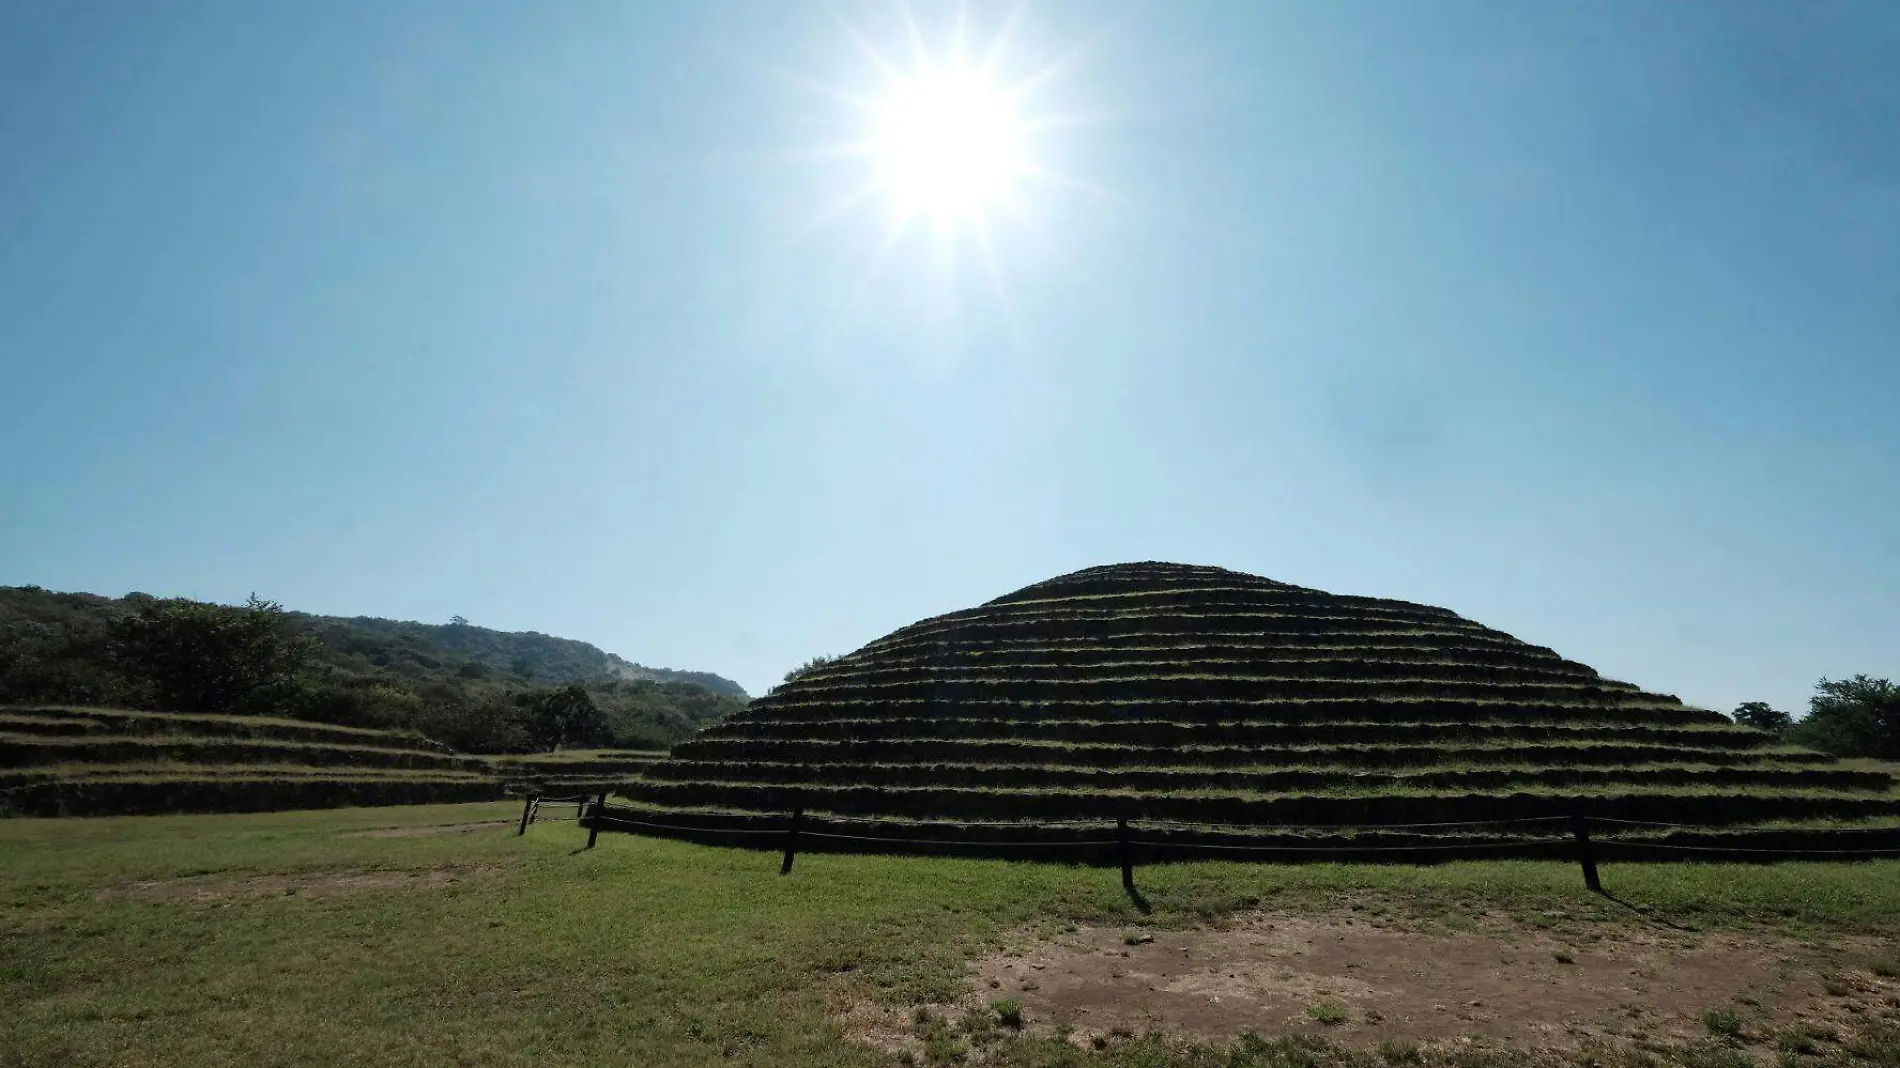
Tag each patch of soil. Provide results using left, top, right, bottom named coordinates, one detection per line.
left=933, top=912, right=1893, bottom=1053
left=833, top=992, right=944, bottom=1057
left=95, top=865, right=498, bottom=904
left=347, top=820, right=514, bottom=839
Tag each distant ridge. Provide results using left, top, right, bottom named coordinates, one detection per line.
left=323, top=614, right=747, bottom=697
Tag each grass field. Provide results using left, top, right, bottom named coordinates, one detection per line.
left=5, top=802, right=1900, bottom=1068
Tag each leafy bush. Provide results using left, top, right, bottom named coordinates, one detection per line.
left=1305, top=1001, right=1348, bottom=1025
left=1702, top=1008, right=1745, bottom=1042
left=1789, top=676, right=1900, bottom=759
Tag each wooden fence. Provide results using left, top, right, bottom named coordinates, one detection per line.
left=512, top=794, right=1900, bottom=899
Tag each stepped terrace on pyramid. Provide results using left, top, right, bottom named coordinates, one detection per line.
left=618, top=563, right=1899, bottom=856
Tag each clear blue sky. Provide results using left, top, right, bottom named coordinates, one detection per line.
left=2, top=1, right=1895, bottom=711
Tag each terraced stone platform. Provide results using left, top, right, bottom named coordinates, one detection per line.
left=623, top=562, right=1900, bottom=858
left=0, top=706, right=664, bottom=817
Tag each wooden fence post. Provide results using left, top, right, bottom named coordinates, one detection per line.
left=1118, top=815, right=1135, bottom=895
left=516, top=794, right=538, bottom=837
left=585, top=791, right=606, bottom=850
left=780, top=807, right=803, bottom=875
left=1571, top=811, right=1601, bottom=892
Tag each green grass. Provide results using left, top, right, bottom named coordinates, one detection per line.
left=1306, top=1001, right=1351, bottom=1025
left=6, top=804, right=1900, bottom=1066
left=1775, top=1023, right=1836, bottom=1054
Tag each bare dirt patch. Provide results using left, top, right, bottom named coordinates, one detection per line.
left=932, top=912, right=1895, bottom=1053
left=832, top=991, right=940, bottom=1058
left=346, top=820, right=514, bottom=839
left=95, top=865, right=498, bottom=905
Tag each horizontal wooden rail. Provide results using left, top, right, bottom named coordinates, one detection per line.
left=574, top=802, right=1900, bottom=891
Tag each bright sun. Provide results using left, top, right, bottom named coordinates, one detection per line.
left=873, top=70, right=1024, bottom=222
left=780, top=4, right=1105, bottom=314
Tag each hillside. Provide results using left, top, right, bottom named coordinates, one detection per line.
left=626, top=561, right=1900, bottom=854
left=313, top=613, right=745, bottom=696
left=0, top=586, right=746, bottom=753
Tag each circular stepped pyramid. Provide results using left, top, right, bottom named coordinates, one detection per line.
left=622, top=563, right=1900, bottom=859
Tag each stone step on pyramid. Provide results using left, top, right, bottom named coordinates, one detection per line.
left=626, top=562, right=1900, bottom=852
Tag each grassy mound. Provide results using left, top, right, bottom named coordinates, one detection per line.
left=629, top=562, right=1900, bottom=853
left=0, top=706, right=664, bottom=816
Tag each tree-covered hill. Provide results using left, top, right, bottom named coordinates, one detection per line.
left=315, top=614, right=745, bottom=696
left=0, top=586, right=747, bottom=752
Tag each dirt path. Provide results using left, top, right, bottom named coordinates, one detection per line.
left=843, top=910, right=1898, bottom=1057
left=346, top=819, right=515, bottom=839
left=95, top=865, right=499, bottom=904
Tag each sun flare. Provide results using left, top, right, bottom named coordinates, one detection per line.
left=873, top=70, right=1024, bottom=222
left=778, top=3, right=1113, bottom=322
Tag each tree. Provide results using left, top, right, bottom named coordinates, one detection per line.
left=411, top=686, right=528, bottom=753
left=1789, top=675, right=1900, bottom=759
left=1731, top=701, right=1792, bottom=732
left=781, top=654, right=839, bottom=686
left=110, top=594, right=315, bottom=714
left=3, top=584, right=741, bottom=751
left=448, top=615, right=470, bottom=627
left=521, top=683, right=608, bottom=752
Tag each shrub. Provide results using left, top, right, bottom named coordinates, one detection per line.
left=1702, top=1008, right=1745, bottom=1042
left=990, top=998, right=1023, bottom=1029
left=1305, top=1001, right=1349, bottom=1025
left=1378, top=1039, right=1423, bottom=1064
left=1774, top=1024, right=1834, bottom=1054
left=1846, top=1022, right=1900, bottom=1064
